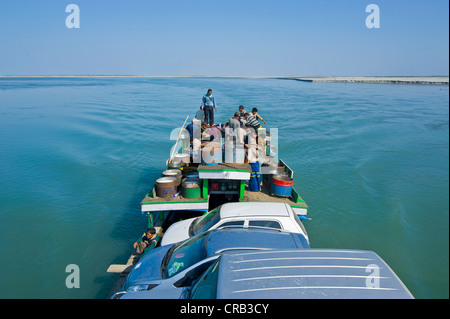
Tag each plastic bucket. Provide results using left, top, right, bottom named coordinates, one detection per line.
left=156, top=177, right=178, bottom=198
left=182, top=181, right=201, bottom=198
left=271, top=175, right=293, bottom=197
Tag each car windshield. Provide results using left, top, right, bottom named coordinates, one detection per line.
left=191, top=207, right=221, bottom=235
left=162, top=231, right=210, bottom=279
left=190, top=258, right=220, bottom=299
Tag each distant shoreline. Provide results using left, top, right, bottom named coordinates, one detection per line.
left=0, top=75, right=448, bottom=85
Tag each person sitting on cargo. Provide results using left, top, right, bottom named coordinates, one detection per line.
left=239, top=105, right=247, bottom=119
left=133, top=227, right=160, bottom=256
left=251, top=107, right=266, bottom=125
left=244, top=112, right=261, bottom=132
left=206, top=123, right=222, bottom=142
left=229, top=112, right=240, bottom=130
left=238, top=105, right=248, bottom=126
left=228, top=112, right=246, bottom=145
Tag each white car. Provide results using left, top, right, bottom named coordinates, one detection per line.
left=160, top=202, right=309, bottom=246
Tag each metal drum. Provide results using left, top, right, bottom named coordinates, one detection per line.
left=162, top=169, right=182, bottom=186
left=174, top=153, right=190, bottom=164
left=168, top=159, right=183, bottom=169
left=182, top=180, right=201, bottom=199
left=156, top=177, right=178, bottom=198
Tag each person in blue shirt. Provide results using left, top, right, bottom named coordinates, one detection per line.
left=202, top=89, right=217, bottom=126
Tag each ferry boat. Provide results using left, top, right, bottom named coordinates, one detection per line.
left=107, top=115, right=413, bottom=299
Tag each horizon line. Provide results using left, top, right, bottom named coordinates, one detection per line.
left=0, top=75, right=449, bottom=78
left=1, top=75, right=448, bottom=85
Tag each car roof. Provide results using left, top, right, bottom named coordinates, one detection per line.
left=216, top=249, right=414, bottom=299
left=219, top=202, right=291, bottom=219
left=206, top=227, right=308, bottom=255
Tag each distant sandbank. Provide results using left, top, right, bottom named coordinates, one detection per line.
left=290, top=76, right=449, bottom=85
left=0, top=75, right=448, bottom=85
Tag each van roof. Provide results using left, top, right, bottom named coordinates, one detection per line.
left=217, top=249, right=414, bottom=299
left=206, top=228, right=309, bottom=255
left=219, top=202, right=291, bottom=219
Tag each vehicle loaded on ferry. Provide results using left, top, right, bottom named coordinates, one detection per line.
left=107, top=108, right=413, bottom=299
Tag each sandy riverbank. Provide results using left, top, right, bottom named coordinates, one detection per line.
left=288, top=76, right=449, bottom=85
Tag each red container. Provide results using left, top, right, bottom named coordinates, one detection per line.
left=272, top=177, right=294, bottom=187
left=271, top=175, right=293, bottom=197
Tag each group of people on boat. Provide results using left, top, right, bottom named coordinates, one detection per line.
left=198, top=88, right=265, bottom=129
left=183, top=89, right=268, bottom=180
left=200, top=88, right=266, bottom=193
left=192, top=88, right=266, bottom=146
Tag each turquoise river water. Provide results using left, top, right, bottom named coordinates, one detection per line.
left=0, top=77, right=448, bottom=299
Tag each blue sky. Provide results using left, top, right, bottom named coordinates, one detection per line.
left=0, top=0, right=448, bottom=76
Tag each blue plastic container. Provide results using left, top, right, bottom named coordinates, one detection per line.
left=271, top=175, right=293, bottom=197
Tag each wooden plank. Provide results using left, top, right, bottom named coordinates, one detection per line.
left=107, top=253, right=139, bottom=274
left=280, top=159, right=294, bottom=179
left=107, top=264, right=132, bottom=274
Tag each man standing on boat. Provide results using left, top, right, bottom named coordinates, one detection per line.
left=202, top=89, right=217, bottom=126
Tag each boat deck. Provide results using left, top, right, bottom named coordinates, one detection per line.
left=141, top=188, right=209, bottom=212
left=243, top=182, right=308, bottom=215
left=140, top=158, right=308, bottom=213
left=140, top=179, right=308, bottom=214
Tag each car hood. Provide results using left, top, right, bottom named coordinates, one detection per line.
left=160, top=218, right=196, bottom=246
left=124, top=244, right=174, bottom=289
